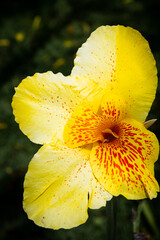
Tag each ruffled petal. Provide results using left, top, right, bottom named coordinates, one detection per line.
left=23, top=144, right=111, bottom=229
left=90, top=118, right=159, bottom=200
left=89, top=177, right=112, bottom=209
left=72, top=25, right=158, bottom=122
left=12, top=71, right=81, bottom=144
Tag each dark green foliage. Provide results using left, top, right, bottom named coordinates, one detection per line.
left=0, top=0, right=160, bottom=239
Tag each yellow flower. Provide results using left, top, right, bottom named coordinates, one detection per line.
left=15, top=32, right=25, bottom=42
left=53, top=58, right=66, bottom=68
left=12, top=25, right=159, bottom=230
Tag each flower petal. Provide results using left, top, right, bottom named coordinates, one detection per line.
left=23, top=144, right=111, bottom=229
left=63, top=104, right=105, bottom=148
left=12, top=71, right=81, bottom=144
left=72, top=25, right=116, bottom=89
left=89, top=176, right=112, bottom=209
left=72, top=25, right=158, bottom=122
left=101, top=94, right=127, bottom=121
left=90, top=118, right=159, bottom=199
left=72, top=75, right=104, bottom=113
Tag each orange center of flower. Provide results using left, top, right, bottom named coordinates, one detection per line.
left=63, top=95, right=127, bottom=148
left=63, top=96, right=124, bottom=148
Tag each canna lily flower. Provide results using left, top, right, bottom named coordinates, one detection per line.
left=12, top=25, right=159, bottom=230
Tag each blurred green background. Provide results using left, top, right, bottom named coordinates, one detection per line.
left=0, top=0, right=160, bottom=239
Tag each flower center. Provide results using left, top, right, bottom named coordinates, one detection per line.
left=101, top=127, right=119, bottom=143
left=63, top=106, right=121, bottom=148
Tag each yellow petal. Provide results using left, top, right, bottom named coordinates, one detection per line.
left=12, top=71, right=81, bottom=144
left=23, top=144, right=111, bottom=229
left=72, top=25, right=116, bottom=89
left=90, top=118, right=159, bottom=200
left=115, top=26, right=157, bottom=122
left=89, top=177, right=112, bottom=209
left=72, top=75, right=104, bottom=113
left=72, top=25, right=158, bottom=122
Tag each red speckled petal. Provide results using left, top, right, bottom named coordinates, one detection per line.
left=90, top=118, right=159, bottom=199
left=63, top=103, right=109, bottom=148
left=101, top=94, right=127, bottom=121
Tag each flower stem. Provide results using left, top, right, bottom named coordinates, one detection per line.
left=106, top=196, right=133, bottom=240
left=106, top=197, right=117, bottom=240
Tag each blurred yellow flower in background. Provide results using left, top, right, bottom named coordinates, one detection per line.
left=15, top=32, right=25, bottom=42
